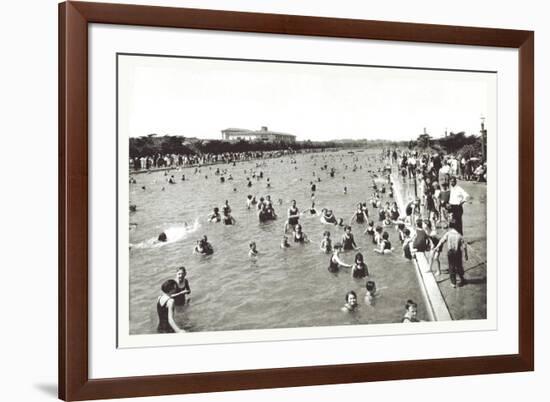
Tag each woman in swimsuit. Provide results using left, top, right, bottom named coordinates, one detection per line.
left=222, top=210, right=236, bottom=225
left=341, top=291, right=358, bottom=313
left=328, top=244, right=352, bottom=273
left=374, top=231, right=393, bottom=254
left=341, top=226, right=359, bottom=251
left=351, top=252, right=369, bottom=279
left=349, top=203, right=368, bottom=225
left=320, top=230, right=332, bottom=253
left=293, top=224, right=309, bottom=243
left=320, top=209, right=337, bottom=225
left=157, top=280, right=185, bottom=333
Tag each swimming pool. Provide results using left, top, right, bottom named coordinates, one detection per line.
left=128, top=149, right=428, bottom=334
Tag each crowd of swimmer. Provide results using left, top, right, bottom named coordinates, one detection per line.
left=130, top=149, right=306, bottom=172
left=150, top=148, right=473, bottom=333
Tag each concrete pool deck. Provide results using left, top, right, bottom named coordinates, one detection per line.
left=392, top=171, right=487, bottom=321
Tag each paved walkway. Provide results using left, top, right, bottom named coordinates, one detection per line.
left=394, top=173, right=487, bottom=321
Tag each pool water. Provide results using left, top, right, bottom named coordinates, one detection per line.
left=128, top=149, right=428, bottom=334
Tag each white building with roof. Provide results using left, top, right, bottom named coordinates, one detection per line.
left=221, top=126, right=296, bottom=143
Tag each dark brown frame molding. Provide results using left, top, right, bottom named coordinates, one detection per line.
left=59, top=1, right=534, bottom=400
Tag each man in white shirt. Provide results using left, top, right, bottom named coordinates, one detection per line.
left=448, top=177, right=469, bottom=234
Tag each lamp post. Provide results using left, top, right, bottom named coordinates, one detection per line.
left=480, top=116, right=487, bottom=161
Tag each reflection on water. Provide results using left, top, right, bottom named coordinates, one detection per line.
left=128, top=149, right=427, bottom=334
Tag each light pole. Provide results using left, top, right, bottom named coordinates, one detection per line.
left=480, top=116, right=487, bottom=161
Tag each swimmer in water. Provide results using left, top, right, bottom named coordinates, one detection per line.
left=208, top=207, right=221, bottom=223
left=248, top=241, right=258, bottom=257
left=341, top=226, right=359, bottom=251
left=280, top=235, right=291, bottom=249
left=320, top=230, right=332, bottom=253
left=193, top=236, right=214, bottom=255
left=158, top=232, right=168, bottom=242
left=374, top=231, right=393, bottom=254
left=285, top=200, right=300, bottom=233
left=222, top=200, right=231, bottom=215
left=365, top=281, right=377, bottom=305
left=156, top=280, right=185, bottom=333
left=349, top=203, right=368, bottom=225
left=222, top=210, right=236, bottom=225
left=171, top=266, right=191, bottom=306
left=402, top=299, right=420, bottom=323
left=364, top=220, right=376, bottom=243
left=292, top=224, right=310, bottom=243
left=328, top=243, right=352, bottom=273
left=320, top=209, right=337, bottom=225
left=341, top=291, right=358, bottom=313
left=303, top=202, right=319, bottom=217
left=351, top=252, right=369, bottom=279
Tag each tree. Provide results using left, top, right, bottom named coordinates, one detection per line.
left=417, top=133, right=432, bottom=148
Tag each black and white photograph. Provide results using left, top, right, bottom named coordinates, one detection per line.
left=119, top=53, right=493, bottom=343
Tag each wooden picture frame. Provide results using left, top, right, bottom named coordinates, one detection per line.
left=59, top=1, right=534, bottom=400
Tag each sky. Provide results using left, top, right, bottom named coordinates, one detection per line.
left=119, top=54, right=495, bottom=142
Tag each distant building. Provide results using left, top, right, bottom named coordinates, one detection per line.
left=221, top=126, right=296, bottom=143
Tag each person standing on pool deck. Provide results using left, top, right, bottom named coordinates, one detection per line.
left=433, top=220, right=468, bottom=288
left=448, top=176, right=469, bottom=234
left=157, top=279, right=185, bottom=333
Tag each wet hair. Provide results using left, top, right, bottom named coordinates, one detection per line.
left=176, top=266, right=186, bottom=275
left=382, top=231, right=389, bottom=240
left=249, top=241, right=256, bottom=248
left=247, top=195, right=252, bottom=200
left=398, top=223, right=405, bottom=231
left=375, top=225, right=383, bottom=234
left=355, top=252, right=364, bottom=263
left=213, top=207, right=219, bottom=213
left=345, top=291, right=357, bottom=302
left=416, top=219, right=424, bottom=228
left=161, top=279, right=178, bottom=294
left=366, top=281, right=376, bottom=292
left=158, top=232, right=167, bottom=242
left=405, top=299, right=418, bottom=310
left=404, top=228, right=411, bottom=236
